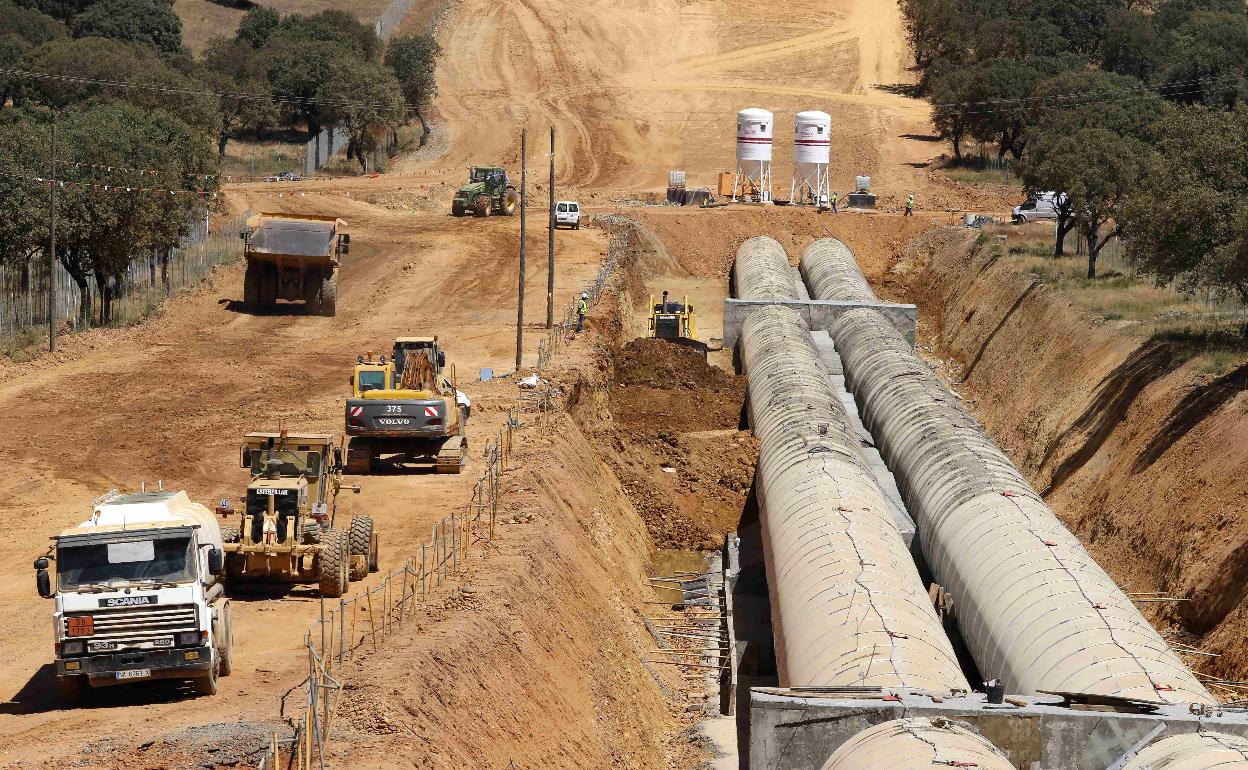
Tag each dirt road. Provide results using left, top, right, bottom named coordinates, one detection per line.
left=0, top=191, right=604, bottom=765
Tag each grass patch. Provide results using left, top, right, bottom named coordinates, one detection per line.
left=944, top=167, right=1016, bottom=186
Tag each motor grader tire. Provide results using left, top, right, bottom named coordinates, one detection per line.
left=368, top=530, right=379, bottom=572
left=500, top=186, right=518, bottom=215
left=318, top=529, right=350, bottom=597
left=474, top=194, right=491, bottom=217
left=348, top=516, right=374, bottom=581
left=317, top=271, right=337, bottom=317
left=452, top=200, right=466, bottom=217
left=243, top=261, right=261, bottom=312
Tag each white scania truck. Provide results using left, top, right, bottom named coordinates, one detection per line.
left=34, top=489, right=233, bottom=702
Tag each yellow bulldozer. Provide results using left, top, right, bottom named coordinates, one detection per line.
left=647, top=291, right=707, bottom=356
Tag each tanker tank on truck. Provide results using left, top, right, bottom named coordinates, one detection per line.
left=34, top=489, right=233, bottom=703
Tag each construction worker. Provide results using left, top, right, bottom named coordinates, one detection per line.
left=905, top=194, right=914, bottom=217
left=576, top=292, right=588, bottom=332
left=830, top=191, right=839, bottom=214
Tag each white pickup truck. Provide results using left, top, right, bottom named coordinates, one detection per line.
left=35, top=489, right=233, bottom=702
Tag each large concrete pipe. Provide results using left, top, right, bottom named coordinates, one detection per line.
left=739, top=305, right=967, bottom=691
left=1120, top=733, right=1248, bottom=769
left=821, top=718, right=1013, bottom=770
left=819, top=305, right=1212, bottom=703
left=800, top=239, right=878, bottom=303
left=734, top=236, right=797, bottom=301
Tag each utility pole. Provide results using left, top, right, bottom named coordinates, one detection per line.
left=516, top=129, right=526, bottom=371
left=546, top=126, right=555, bottom=329
left=48, top=111, right=57, bottom=353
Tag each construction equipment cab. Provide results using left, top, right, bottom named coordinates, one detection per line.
left=35, top=489, right=233, bottom=702
left=345, top=338, right=470, bottom=474
left=218, top=432, right=374, bottom=597
left=647, top=291, right=707, bottom=356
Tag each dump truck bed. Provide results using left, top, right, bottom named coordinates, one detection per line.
left=247, top=216, right=338, bottom=261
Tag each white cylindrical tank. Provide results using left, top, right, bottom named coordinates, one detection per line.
left=794, top=110, right=831, bottom=164
left=736, top=108, right=774, bottom=162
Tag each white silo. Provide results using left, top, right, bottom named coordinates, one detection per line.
left=791, top=110, right=832, bottom=206
left=733, top=108, right=773, bottom=203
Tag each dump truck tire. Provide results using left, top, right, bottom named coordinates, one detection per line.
left=305, top=268, right=324, bottom=315
left=319, top=272, right=337, bottom=317
left=258, top=263, right=277, bottom=308
left=216, top=602, right=233, bottom=677
left=474, top=194, right=491, bottom=217
left=193, top=657, right=220, bottom=696
left=243, top=261, right=261, bottom=311
left=452, top=201, right=466, bottom=217
left=318, top=529, right=349, bottom=597
left=57, top=676, right=84, bottom=704
left=500, top=186, right=518, bottom=215
left=348, top=516, right=373, bottom=581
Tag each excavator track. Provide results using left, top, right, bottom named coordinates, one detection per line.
left=435, top=436, right=467, bottom=474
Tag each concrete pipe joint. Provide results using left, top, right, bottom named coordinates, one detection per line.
left=1120, top=732, right=1248, bottom=770
left=739, top=306, right=967, bottom=691
left=821, top=718, right=1013, bottom=770
left=734, top=235, right=798, bottom=301
left=802, top=251, right=1214, bottom=705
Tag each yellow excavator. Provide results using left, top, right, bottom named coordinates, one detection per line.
left=647, top=291, right=707, bottom=357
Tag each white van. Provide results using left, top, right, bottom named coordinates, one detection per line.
left=1012, top=192, right=1064, bottom=223
left=555, top=201, right=581, bottom=230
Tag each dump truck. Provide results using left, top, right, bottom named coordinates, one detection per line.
left=647, top=291, right=707, bottom=356
left=451, top=166, right=518, bottom=217
left=35, top=488, right=233, bottom=702
left=240, top=213, right=349, bottom=316
left=345, top=337, right=469, bottom=474
left=216, top=431, right=376, bottom=596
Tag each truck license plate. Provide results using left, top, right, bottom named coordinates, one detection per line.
left=115, top=668, right=150, bottom=680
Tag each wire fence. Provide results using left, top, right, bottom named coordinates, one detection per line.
left=536, top=220, right=625, bottom=370
left=0, top=213, right=247, bottom=350
left=255, top=414, right=518, bottom=770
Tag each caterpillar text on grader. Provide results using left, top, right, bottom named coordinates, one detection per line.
left=451, top=167, right=518, bottom=217
left=216, top=432, right=378, bottom=597
left=345, top=338, right=470, bottom=474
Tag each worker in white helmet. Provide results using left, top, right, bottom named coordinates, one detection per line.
left=576, top=292, right=589, bottom=333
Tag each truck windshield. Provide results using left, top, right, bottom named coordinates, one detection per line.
left=58, top=536, right=194, bottom=591
left=357, top=371, right=387, bottom=391
left=250, top=450, right=319, bottom=477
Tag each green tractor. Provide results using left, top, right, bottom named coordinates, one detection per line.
left=452, top=166, right=519, bottom=217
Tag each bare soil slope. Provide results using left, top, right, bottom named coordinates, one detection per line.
left=902, top=229, right=1248, bottom=685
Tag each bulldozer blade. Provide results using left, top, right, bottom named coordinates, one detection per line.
left=657, top=337, right=709, bottom=359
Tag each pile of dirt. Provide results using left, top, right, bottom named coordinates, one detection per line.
left=569, top=336, right=757, bottom=551
left=611, top=337, right=743, bottom=433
